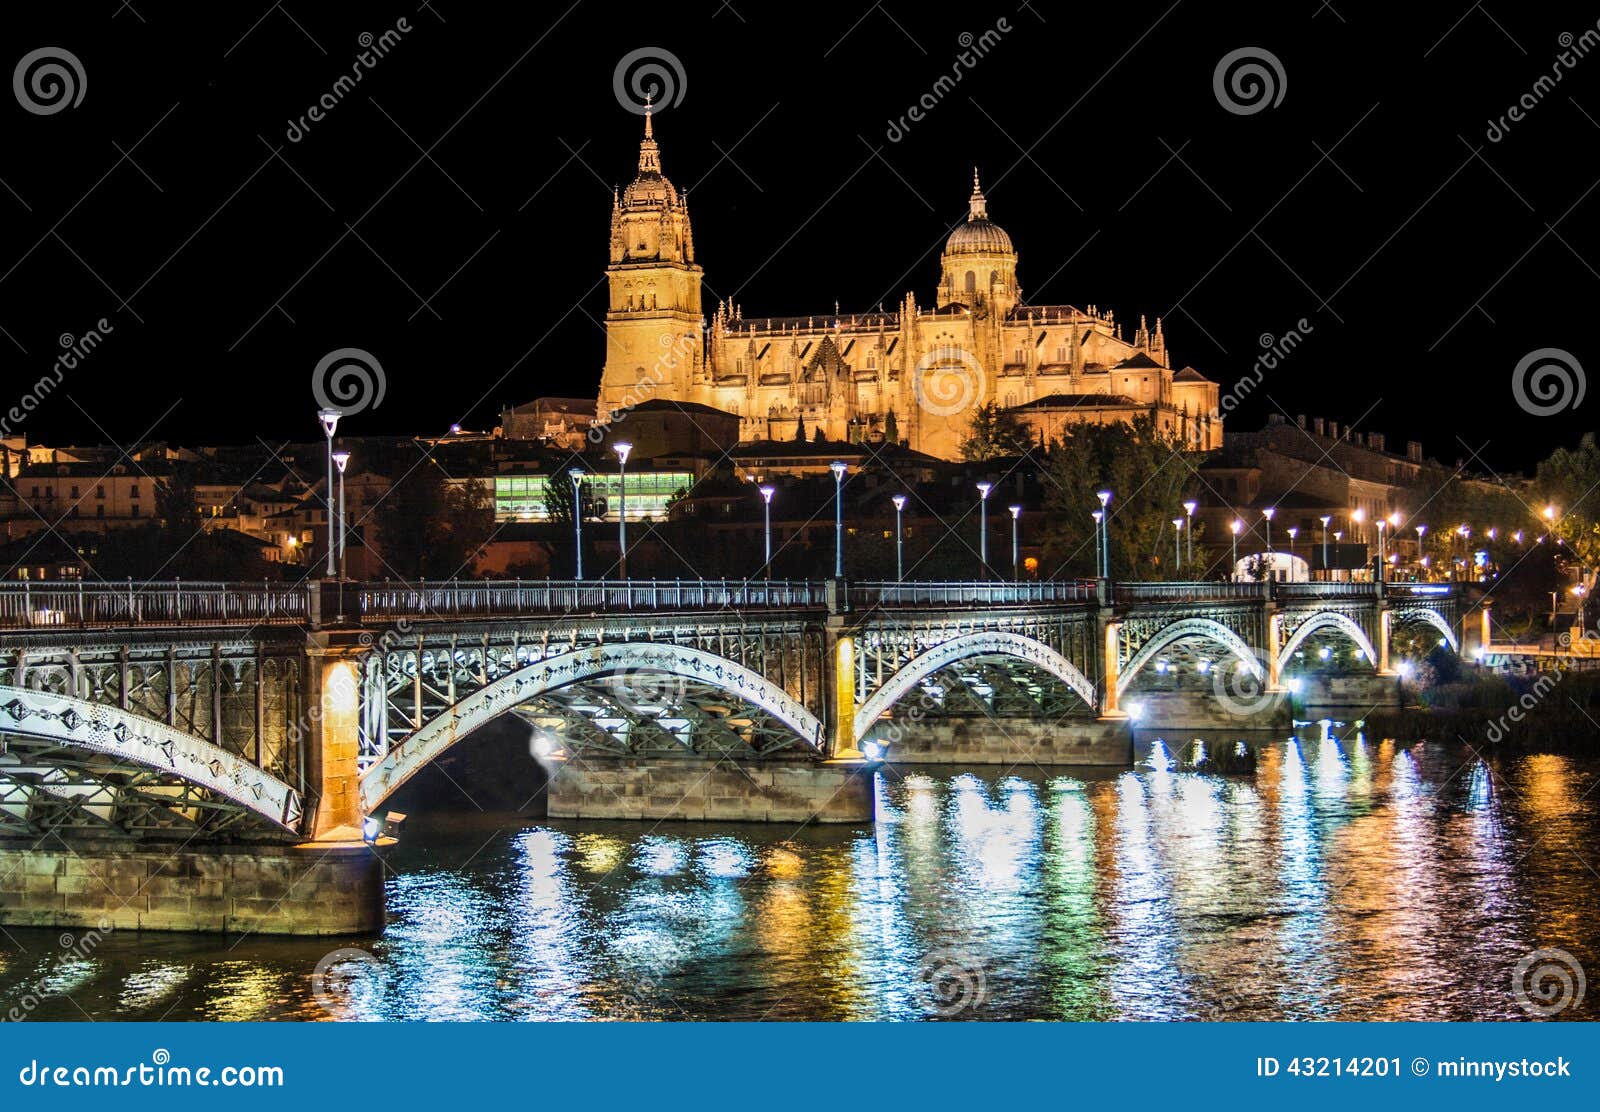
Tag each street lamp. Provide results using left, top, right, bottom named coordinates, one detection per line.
left=1183, top=500, right=1197, bottom=566
left=1319, top=515, right=1331, bottom=578
left=331, top=450, right=350, bottom=580
left=830, top=460, right=847, bottom=578
left=1172, top=517, right=1183, bottom=571
left=1230, top=518, right=1242, bottom=577
left=1350, top=506, right=1366, bottom=546
left=1286, top=526, right=1298, bottom=564
left=1091, top=510, right=1105, bottom=578
left=1008, top=504, right=1022, bottom=581
left=1415, top=523, right=1427, bottom=580
left=759, top=484, right=775, bottom=580
left=614, top=441, right=632, bottom=580
left=1096, top=490, right=1112, bottom=579
left=569, top=467, right=586, bottom=580
left=891, top=494, right=907, bottom=581
left=316, top=408, right=340, bottom=578
left=1376, top=518, right=1387, bottom=579
left=1262, top=506, right=1276, bottom=562
left=976, top=481, right=993, bottom=577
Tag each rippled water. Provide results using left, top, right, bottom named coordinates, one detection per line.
left=3, top=733, right=1597, bottom=1021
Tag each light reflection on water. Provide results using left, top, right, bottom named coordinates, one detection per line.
left=2, top=736, right=1597, bottom=1021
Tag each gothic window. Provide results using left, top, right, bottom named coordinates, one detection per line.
left=964, top=271, right=976, bottom=294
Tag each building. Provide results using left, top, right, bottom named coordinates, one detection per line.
left=595, top=109, right=1224, bottom=461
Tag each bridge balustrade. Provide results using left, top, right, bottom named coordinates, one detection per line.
left=0, top=579, right=311, bottom=629
left=849, top=580, right=1099, bottom=608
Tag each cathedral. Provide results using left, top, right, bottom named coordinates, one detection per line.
left=597, top=110, right=1224, bottom=461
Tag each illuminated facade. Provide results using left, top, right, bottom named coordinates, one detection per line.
left=597, top=110, right=1225, bottom=460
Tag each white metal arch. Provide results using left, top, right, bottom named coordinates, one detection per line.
left=852, top=630, right=1097, bottom=739
left=0, top=684, right=302, bottom=831
left=1277, top=611, right=1379, bottom=671
left=360, top=642, right=825, bottom=814
left=1393, top=607, right=1460, bottom=651
left=1118, top=617, right=1263, bottom=698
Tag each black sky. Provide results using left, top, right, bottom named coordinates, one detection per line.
left=1, top=1, right=1595, bottom=471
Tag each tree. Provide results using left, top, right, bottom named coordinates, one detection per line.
left=1040, top=414, right=1200, bottom=580
left=884, top=408, right=900, bottom=447
left=1536, top=432, right=1600, bottom=604
left=545, top=466, right=578, bottom=527
left=812, top=424, right=826, bottom=444
left=794, top=414, right=805, bottom=441
left=960, top=402, right=1032, bottom=461
left=373, top=461, right=493, bottom=579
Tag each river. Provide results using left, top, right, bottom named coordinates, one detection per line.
left=2, top=731, right=1596, bottom=1021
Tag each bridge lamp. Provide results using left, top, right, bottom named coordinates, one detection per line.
left=1544, top=504, right=1558, bottom=523
left=1183, top=500, right=1197, bottom=566
left=1513, top=530, right=1523, bottom=544
left=614, top=442, right=632, bottom=580
left=830, top=461, right=848, bottom=578
left=1262, top=506, right=1276, bottom=560
left=1229, top=518, right=1242, bottom=577
left=1375, top=518, right=1387, bottom=571
left=569, top=468, right=587, bottom=580
left=976, top=481, right=993, bottom=577
left=316, top=408, right=341, bottom=578
left=759, top=484, right=775, bottom=580
left=1008, top=504, right=1022, bottom=580
left=331, top=450, right=351, bottom=581
left=891, top=494, right=907, bottom=581
left=1171, top=518, right=1183, bottom=571
left=862, top=740, right=885, bottom=761
left=1097, top=490, right=1113, bottom=580
left=1319, top=515, right=1332, bottom=577
left=1286, top=526, right=1298, bottom=559
left=1092, top=509, right=1105, bottom=578
left=1487, top=527, right=1498, bottom=541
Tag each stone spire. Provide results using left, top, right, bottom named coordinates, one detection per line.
left=969, top=167, right=988, bottom=221
left=638, top=96, right=661, bottom=174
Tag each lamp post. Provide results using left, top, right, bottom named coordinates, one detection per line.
left=976, top=481, right=992, bottom=577
left=1319, top=515, right=1331, bottom=578
left=1096, top=490, right=1112, bottom=579
left=830, top=460, right=847, bottom=578
left=1008, top=504, right=1022, bottom=580
left=1092, top=510, right=1104, bottom=577
left=759, top=484, right=775, bottom=580
left=569, top=468, right=586, bottom=580
left=316, top=408, right=340, bottom=577
left=1172, top=518, right=1183, bottom=572
left=891, top=494, right=907, bottom=581
left=1183, top=500, right=1197, bottom=567
left=331, top=450, right=350, bottom=580
left=1415, top=524, right=1427, bottom=581
left=1230, top=518, right=1241, bottom=578
left=1350, top=506, right=1366, bottom=548
left=1262, top=506, right=1276, bottom=569
left=1286, top=526, right=1298, bottom=571
left=614, top=442, right=632, bottom=580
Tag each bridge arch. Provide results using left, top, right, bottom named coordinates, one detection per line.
left=1392, top=607, right=1459, bottom=651
left=852, top=630, right=1097, bottom=740
left=0, top=684, right=302, bottom=832
left=360, top=643, right=824, bottom=814
left=1118, top=618, right=1262, bottom=698
left=1277, top=611, right=1379, bottom=672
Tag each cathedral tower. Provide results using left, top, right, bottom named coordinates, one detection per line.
left=598, top=105, right=704, bottom=421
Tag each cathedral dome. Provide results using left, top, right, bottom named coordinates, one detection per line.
left=944, top=170, right=1013, bottom=256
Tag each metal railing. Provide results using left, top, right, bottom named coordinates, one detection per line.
left=358, top=579, right=827, bottom=620
left=0, top=580, right=311, bottom=629
left=1274, top=581, right=1382, bottom=599
left=1116, top=581, right=1269, bottom=603
left=850, top=580, right=1099, bottom=608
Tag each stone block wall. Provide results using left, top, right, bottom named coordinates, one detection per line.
left=547, top=757, right=873, bottom=823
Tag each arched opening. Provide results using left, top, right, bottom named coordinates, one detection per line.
left=1277, top=612, right=1379, bottom=675
left=1117, top=618, right=1262, bottom=699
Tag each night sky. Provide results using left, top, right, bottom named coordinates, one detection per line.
left=1, top=2, right=1594, bottom=470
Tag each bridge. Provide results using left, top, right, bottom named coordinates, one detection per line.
left=0, top=577, right=1459, bottom=935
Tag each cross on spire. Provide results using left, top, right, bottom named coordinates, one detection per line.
left=969, top=167, right=988, bottom=221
